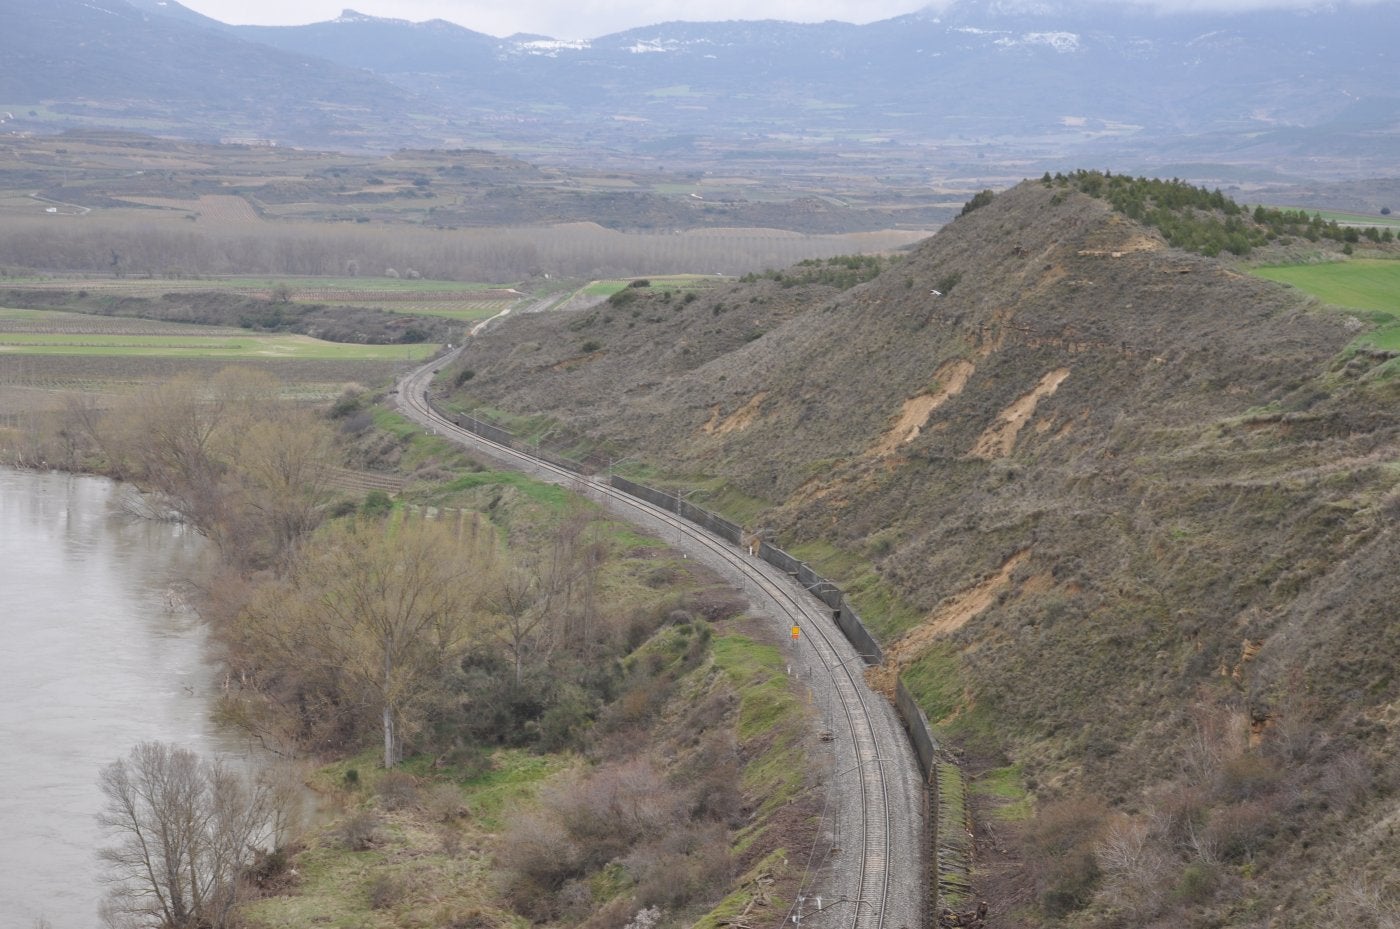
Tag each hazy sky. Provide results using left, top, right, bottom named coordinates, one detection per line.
left=172, top=0, right=1393, bottom=39
left=174, top=1, right=927, bottom=38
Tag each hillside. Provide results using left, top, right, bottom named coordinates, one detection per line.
left=443, top=180, right=1400, bottom=926
left=0, top=0, right=432, bottom=148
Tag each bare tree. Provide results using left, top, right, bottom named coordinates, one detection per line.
left=240, top=516, right=495, bottom=767
left=232, top=408, right=337, bottom=562
left=1095, top=815, right=1164, bottom=911
left=96, top=742, right=285, bottom=929
left=1333, top=875, right=1400, bottom=929
left=97, top=368, right=339, bottom=571
left=489, top=567, right=551, bottom=688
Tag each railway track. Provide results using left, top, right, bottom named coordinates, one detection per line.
left=396, top=353, right=924, bottom=929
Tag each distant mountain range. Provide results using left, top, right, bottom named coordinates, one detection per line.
left=4, top=0, right=1398, bottom=178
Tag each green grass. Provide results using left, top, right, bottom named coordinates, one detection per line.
left=250, top=746, right=568, bottom=929
left=700, top=481, right=774, bottom=527
left=970, top=764, right=1033, bottom=822
left=788, top=539, right=870, bottom=583
left=0, top=329, right=439, bottom=360
left=901, top=643, right=967, bottom=726
left=1260, top=208, right=1400, bottom=229
left=609, top=526, right=668, bottom=552
left=843, top=573, right=922, bottom=641
left=429, top=470, right=572, bottom=511
left=583, top=280, right=630, bottom=297
left=223, top=276, right=511, bottom=293
left=712, top=635, right=809, bottom=812
left=323, top=299, right=511, bottom=321
left=691, top=849, right=794, bottom=929
left=583, top=275, right=719, bottom=297
left=1251, top=259, right=1400, bottom=313
left=457, top=750, right=574, bottom=830
left=1358, top=327, right=1400, bottom=351
left=369, top=408, right=475, bottom=472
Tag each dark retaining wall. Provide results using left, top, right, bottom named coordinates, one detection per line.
left=423, top=399, right=936, bottom=777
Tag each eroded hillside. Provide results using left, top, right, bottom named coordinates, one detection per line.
left=445, top=181, right=1400, bottom=927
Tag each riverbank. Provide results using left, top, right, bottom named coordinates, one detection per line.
left=0, top=467, right=248, bottom=927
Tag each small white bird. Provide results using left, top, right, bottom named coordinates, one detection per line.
left=930, top=289, right=943, bottom=297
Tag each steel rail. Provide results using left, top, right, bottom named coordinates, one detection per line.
left=396, top=354, right=894, bottom=929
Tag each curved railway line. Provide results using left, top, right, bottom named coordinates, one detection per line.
left=396, top=353, right=925, bottom=929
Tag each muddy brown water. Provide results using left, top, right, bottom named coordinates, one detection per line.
left=0, top=468, right=255, bottom=928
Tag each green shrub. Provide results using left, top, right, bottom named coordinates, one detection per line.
left=1173, top=861, right=1219, bottom=905
left=361, top=490, right=393, bottom=517
left=960, top=189, right=995, bottom=216
left=608, top=288, right=639, bottom=307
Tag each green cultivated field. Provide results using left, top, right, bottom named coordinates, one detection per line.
left=1252, top=259, right=1400, bottom=353
left=0, top=332, right=436, bottom=359
left=1252, top=259, right=1400, bottom=313
left=0, top=308, right=435, bottom=399
left=583, top=274, right=722, bottom=297
left=1266, top=208, right=1400, bottom=230
left=0, top=309, right=437, bottom=360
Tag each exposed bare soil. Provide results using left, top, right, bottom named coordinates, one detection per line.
left=967, top=368, right=1070, bottom=460
left=871, top=359, right=975, bottom=457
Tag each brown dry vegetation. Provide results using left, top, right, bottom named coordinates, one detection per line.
left=4, top=354, right=820, bottom=929
left=441, top=180, right=1400, bottom=928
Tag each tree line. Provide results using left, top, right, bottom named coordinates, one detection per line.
left=0, top=215, right=915, bottom=282
left=1043, top=170, right=1397, bottom=257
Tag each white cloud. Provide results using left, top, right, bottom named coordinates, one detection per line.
left=175, top=1, right=925, bottom=38
left=176, top=0, right=1400, bottom=39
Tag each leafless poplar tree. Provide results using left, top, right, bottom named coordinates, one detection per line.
left=239, top=516, right=495, bottom=767
left=96, top=742, right=285, bottom=929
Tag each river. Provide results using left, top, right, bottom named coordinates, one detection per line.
left=0, top=467, right=251, bottom=928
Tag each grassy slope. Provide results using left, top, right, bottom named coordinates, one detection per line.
left=442, top=181, right=1400, bottom=926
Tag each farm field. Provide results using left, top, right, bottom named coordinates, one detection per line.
left=0, top=330, right=436, bottom=359
left=0, top=307, right=433, bottom=404
left=5, top=275, right=533, bottom=323
left=12, top=275, right=521, bottom=296
left=1251, top=259, right=1400, bottom=313
left=582, top=274, right=724, bottom=297
left=1262, top=207, right=1400, bottom=229
left=0, top=308, right=438, bottom=360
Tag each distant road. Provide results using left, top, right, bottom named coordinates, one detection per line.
left=395, top=351, right=926, bottom=929
left=469, top=292, right=569, bottom=336
left=29, top=193, right=90, bottom=215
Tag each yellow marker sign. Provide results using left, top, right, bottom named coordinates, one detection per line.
left=791, top=625, right=801, bottom=642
